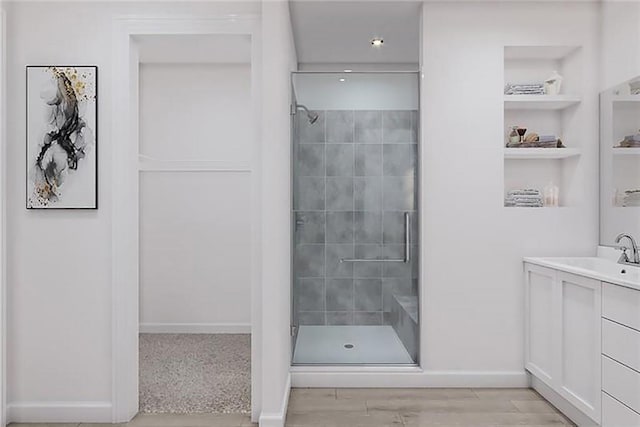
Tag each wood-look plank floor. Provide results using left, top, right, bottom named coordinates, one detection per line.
left=8, top=387, right=576, bottom=427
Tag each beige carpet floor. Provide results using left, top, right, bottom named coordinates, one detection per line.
left=139, top=333, right=251, bottom=414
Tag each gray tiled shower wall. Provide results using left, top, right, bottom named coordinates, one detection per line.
left=293, top=110, right=419, bottom=326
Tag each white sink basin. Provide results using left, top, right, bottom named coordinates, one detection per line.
left=524, top=256, right=640, bottom=290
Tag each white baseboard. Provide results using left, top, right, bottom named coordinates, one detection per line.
left=7, top=401, right=112, bottom=424
left=139, top=322, right=251, bottom=334
left=291, top=368, right=529, bottom=388
left=259, top=373, right=291, bottom=427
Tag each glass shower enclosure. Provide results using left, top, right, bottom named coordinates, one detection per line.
left=291, top=72, right=420, bottom=365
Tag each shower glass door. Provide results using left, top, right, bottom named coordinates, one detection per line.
left=291, top=72, right=420, bottom=365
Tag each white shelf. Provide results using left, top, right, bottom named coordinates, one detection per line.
left=612, top=95, right=640, bottom=104
left=504, top=95, right=581, bottom=110
left=612, top=148, right=640, bottom=156
left=504, top=148, right=581, bottom=160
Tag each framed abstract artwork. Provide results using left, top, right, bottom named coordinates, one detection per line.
left=26, top=66, right=98, bottom=209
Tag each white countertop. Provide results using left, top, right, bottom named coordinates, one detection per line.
left=524, top=254, right=640, bottom=291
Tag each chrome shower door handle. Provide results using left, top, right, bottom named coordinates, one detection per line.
left=404, top=212, right=410, bottom=264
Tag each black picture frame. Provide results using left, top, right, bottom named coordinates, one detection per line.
left=26, top=65, right=98, bottom=210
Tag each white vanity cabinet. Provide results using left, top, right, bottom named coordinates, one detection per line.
left=601, top=283, right=640, bottom=427
left=524, top=264, right=602, bottom=423
left=525, top=260, right=640, bottom=426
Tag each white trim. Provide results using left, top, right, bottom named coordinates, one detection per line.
left=0, top=6, right=5, bottom=427
left=7, top=401, right=112, bottom=424
left=139, top=323, right=251, bottom=334
left=291, top=369, right=529, bottom=388
left=111, top=15, right=261, bottom=424
left=249, top=18, right=263, bottom=424
left=138, top=156, right=252, bottom=172
left=258, top=373, right=290, bottom=427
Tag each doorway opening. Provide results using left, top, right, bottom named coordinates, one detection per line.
left=290, top=72, right=421, bottom=365
left=135, top=34, right=253, bottom=415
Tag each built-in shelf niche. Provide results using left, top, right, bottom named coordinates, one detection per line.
left=503, top=45, right=583, bottom=208
left=604, top=93, right=640, bottom=208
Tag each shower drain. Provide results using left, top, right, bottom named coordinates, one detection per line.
left=344, top=343, right=354, bottom=349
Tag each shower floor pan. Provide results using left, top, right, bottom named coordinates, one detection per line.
left=292, top=325, right=413, bottom=365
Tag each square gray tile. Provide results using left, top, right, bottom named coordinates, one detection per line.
left=354, top=177, right=382, bottom=211
left=325, top=244, right=354, bottom=278
left=298, top=311, right=325, bottom=325
left=326, top=211, right=354, bottom=243
left=354, top=279, right=383, bottom=311
left=294, top=244, right=325, bottom=277
left=295, top=211, right=325, bottom=244
left=296, top=144, right=325, bottom=177
left=382, top=278, right=415, bottom=311
left=383, top=144, right=416, bottom=176
left=298, top=111, right=325, bottom=143
left=326, top=177, right=354, bottom=211
left=383, top=176, right=415, bottom=211
left=353, top=311, right=383, bottom=325
left=355, top=144, right=383, bottom=176
left=355, top=111, right=382, bottom=143
left=383, top=211, right=417, bottom=244
left=326, top=278, right=353, bottom=310
left=326, top=311, right=354, bottom=325
left=354, top=212, right=382, bottom=243
left=383, top=110, right=416, bottom=143
left=326, top=144, right=354, bottom=176
left=326, top=110, right=354, bottom=143
left=297, top=278, right=325, bottom=311
left=382, top=245, right=418, bottom=278
left=353, top=244, right=383, bottom=278
left=295, top=177, right=325, bottom=210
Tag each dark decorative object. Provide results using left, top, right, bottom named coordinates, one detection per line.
left=26, top=66, right=97, bottom=209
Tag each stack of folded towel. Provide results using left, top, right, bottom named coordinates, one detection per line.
left=504, top=83, right=545, bottom=95
left=535, top=135, right=559, bottom=147
left=618, top=133, right=640, bottom=148
left=506, top=135, right=561, bottom=148
left=505, top=189, right=543, bottom=208
left=622, top=189, right=640, bottom=207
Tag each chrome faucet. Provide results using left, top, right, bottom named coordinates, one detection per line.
left=615, top=233, right=640, bottom=265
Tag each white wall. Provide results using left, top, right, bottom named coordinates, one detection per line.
left=600, top=0, right=640, bottom=90
left=420, top=1, right=599, bottom=377
left=138, top=63, right=252, bottom=333
left=139, top=63, right=252, bottom=162
left=3, top=1, right=260, bottom=423
left=259, top=1, right=296, bottom=426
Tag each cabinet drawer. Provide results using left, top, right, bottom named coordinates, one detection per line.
left=603, top=283, right=640, bottom=331
left=603, top=318, right=640, bottom=372
left=602, top=392, right=640, bottom=427
left=603, top=355, right=640, bottom=413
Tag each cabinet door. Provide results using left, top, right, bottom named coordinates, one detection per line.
left=558, top=271, right=601, bottom=423
left=524, top=264, right=556, bottom=386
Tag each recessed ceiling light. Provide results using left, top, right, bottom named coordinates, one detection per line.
left=371, top=38, right=384, bottom=47
left=339, top=78, right=346, bottom=82
left=344, top=69, right=353, bottom=73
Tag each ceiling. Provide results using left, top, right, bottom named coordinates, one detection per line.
left=289, top=1, right=421, bottom=64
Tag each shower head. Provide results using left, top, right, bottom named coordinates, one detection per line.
left=296, top=104, right=319, bottom=125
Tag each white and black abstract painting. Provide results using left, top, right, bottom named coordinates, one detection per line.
left=27, top=66, right=97, bottom=209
